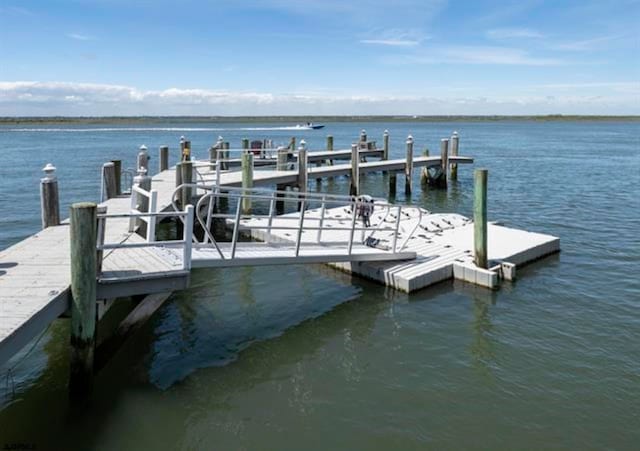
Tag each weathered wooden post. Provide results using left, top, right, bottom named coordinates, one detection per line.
left=474, top=169, right=488, bottom=269
left=133, top=167, right=151, bottom=233
left=297, top=140, right=308, bottom=191
left=439, top=138, right=449, bottom=189
left=137, top=145, right=149, bottom=172
left=180, top=161, right=193, bottom=207
left=159, top=146, right=169, bottom=172
left=289, top=136, right=296, bottom=152
left=326, top=135, right=334, bottom=166
left=179, top=138, right=191, bottom=162
left=175, top=161, right=183, bottom=194
left=110, top=160, right=122, bottom=195
left=277, top=146, right=288, bottom=171
left=241, top=151, right=254, bottom=214
left=102, top=162, right=118, bottom=200
left=296, top=140, right=308, bottom=211
left=223, top=142, right=230, bottom=170
left=420, top=148, right=430, bottom=187
left=405, top=135, right=414, bottom=195
left=69, top=201, right=97, bottom=401
left=450, top=131, right=459, bottom=180
left=40, top=163, right=60, bottom=229
left=383, top=130, right=389, bottom=160
left=242, top=138, right=249, bottom=152
left=360, top=129, right=367, bottom=145
left=350, top=143, right=359, bottom=196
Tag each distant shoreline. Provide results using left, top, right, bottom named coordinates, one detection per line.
left=1, top=115, right=638, bottom=125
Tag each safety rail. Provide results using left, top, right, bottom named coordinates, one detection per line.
left=170, top=183, right=423, bottom=261
left=96, top=207, right=194, bottom=273
left=129, top=184, right=158, bottom=241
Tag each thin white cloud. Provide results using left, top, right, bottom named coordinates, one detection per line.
left=0, top=81, right=637, bottom=115
left=486, top=28, right=544, bottom=39
left=551, top=35, right=622, bottom=51
left=360, top=39, right=420, bottom=47
left=384, top=45, right=562, bottom=66
left=66, top=33, right=94, bottom=41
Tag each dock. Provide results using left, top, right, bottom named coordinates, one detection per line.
left=0, top=129, right=559, bottom=399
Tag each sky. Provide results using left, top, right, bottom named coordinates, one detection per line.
left=0, top=0, right=639, bottom=116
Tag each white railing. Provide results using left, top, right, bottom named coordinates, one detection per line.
left=169, top=183, right=423, bottom=261
left=129, top=184, right=158, bottom=242
left=97, top=206, right=194, bottom=273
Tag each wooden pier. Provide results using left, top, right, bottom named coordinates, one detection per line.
left=0, top=130, right=559, bottom=398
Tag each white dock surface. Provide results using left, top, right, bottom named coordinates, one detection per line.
left=237, top=206, right=560, bottom=292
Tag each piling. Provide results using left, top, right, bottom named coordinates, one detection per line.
left=437, top=138, right=449, bottom=189
left=350, top=143, right=359, bottom=196
left=180, top=161, right=193, bottom=207
left=69, top=202, right=97, bottom=401
left=175, top=162, right=183, bottom=193
left=450, top=131, right=459, bottom=180
left=297, top=141, right=308, bottom=191
left=289, top=136, right=296, bottom=152
left=405, top=135, right=414, bottom=195
left=474, top=169, right=488, bottom=269
left=276, top=183, right=286, bottom=214
left=383, top=130, right=389, bottom=160
left=137, top=145, right=149, bottom=172
left=360, top=129, right=367, bottom=144
left=159, top=146, right=169, bottom=172
left=241, top=152, right=254, bottom=214
left=110, top=160, right=122, bottom=195
left=242, top=138, right=249, bottom=152
left=102, top=162, right=118, bottom=200
left=420, top=148, right=430, bottom=187
left=223, top=142, right=230, bottom=170
left=181, top=140, right=191, bottom=162
left=327, top=135, right=334, bottom=166
left=277, top=146, right=288, bottom=171
left=40, top=163, right=60, bottom=229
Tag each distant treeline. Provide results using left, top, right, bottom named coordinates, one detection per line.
left=1, top=115, right=638, bottom=125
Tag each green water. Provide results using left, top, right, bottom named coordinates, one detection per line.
left=0, top=120, right=638, bottom=450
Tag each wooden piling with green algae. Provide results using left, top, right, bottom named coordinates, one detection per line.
left=474, top=169, right=488, bottom=269
left=242, top=152, right=253, bottom=214
left=69, top=202, right=97, bottom=401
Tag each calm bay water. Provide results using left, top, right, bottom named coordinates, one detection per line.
left=0, top=120, right=639, bottom=450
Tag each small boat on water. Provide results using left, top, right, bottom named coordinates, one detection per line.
left=295, top=122, right=325, bottom=130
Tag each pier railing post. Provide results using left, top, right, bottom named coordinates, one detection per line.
left=242, top=138, right=249, bottom=153
left=350, top=143, right=359, bottom=196
left=450, top=131, right=459, bottom=180
left=474, top=169, right=488, bottom=269
left=137, top=145, right=149, bottom=172
left=360, top=129, right=367, bottom=147
left=69, top=202, right=97, bottom=401
left=297, top=141, right=308, bottom=192
left=289, top=136, right=296, bottom=153
left=110, top=160, right=122, bottom=195
left=405, top=135, right=414, bottom=195
left=241, top=151, right=254, bottom=214
left=102, top=162, right=117, bottom=201
left=40, top=163, right=60, bottom=229
left=159, top=145, right=169, bottom=172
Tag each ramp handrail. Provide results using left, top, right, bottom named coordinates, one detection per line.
left=168, top=183, right=423, bottom=261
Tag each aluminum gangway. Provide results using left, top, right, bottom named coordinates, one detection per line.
left=96, top=184, right=420, bottom=292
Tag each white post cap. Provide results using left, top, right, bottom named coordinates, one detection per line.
left=42, top=163, right=57, bottom=180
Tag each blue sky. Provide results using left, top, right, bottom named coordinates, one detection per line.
left=1, top=0, right=638, bottom=115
